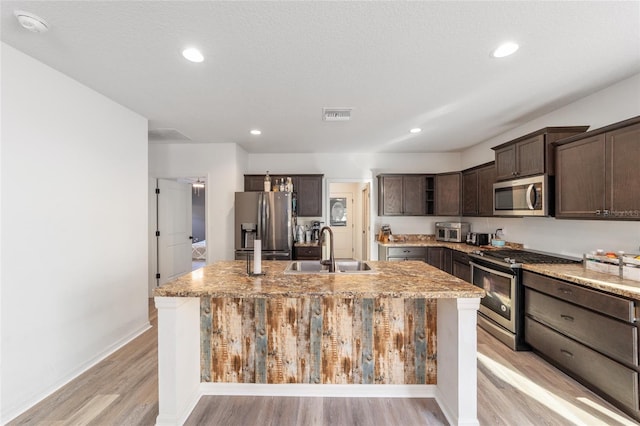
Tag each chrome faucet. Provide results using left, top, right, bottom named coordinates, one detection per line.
left=318, top=226, right=336, bottom=273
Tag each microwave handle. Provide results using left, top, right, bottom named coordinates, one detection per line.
left=526, top=184, right=536, bottom=210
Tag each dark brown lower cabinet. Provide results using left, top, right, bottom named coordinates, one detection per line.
left=523, top=270, right=640, bottom=420
left=452, top=251, right=471, bottom=283
left=293, top=245, right=321, bottom=260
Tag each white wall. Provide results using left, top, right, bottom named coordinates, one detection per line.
left=0, top=44, right=149, bottom=421
left=460, top=73, right=640, bottom=257
left=148, top=143, right=247, bottom=262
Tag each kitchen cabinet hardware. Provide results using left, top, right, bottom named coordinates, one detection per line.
left=560, top=349, right=574, bottom=358
left=560, top=314, right=574, bottom=322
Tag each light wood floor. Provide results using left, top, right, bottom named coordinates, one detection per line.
left=8, top=299, right=639, bottom=426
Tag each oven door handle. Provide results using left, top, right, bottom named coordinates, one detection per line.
left=470, top=261, right=516, bottom=280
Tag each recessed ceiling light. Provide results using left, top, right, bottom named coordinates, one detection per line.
left=14, top=10, right=49, bottom=33
left=182, top=47, right=204, bottom=63
left=492, top=42, right=519, bottom=58
left=410, top=128, right=422, bottom=134
left=250, top=129, right=262, bottom=135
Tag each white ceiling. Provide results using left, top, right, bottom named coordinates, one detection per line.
left=2, top=1, right=639, bottom=154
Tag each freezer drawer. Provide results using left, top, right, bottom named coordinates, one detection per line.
left=525, top=288, right=638, bottom=366
left=526, top=317, right=639, bottom=412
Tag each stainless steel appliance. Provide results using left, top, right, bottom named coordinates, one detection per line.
left=435, top=222, right=470, bottom=242
left=466, top=232, right=490, bottom=246
left=493, top=174, right=550, bottom=216
left=235, top=192, right=293, bottom=260
left=469, top=248, right=580, bottom=350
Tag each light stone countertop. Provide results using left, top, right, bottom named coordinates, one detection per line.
left=154, top=260, right=485, bottom=299
left=378, top=240, right=640, bottom=300
left=523, top=263, right=640, bottom=300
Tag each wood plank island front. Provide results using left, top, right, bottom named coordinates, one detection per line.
left=153, top=261, right=484, bottom=426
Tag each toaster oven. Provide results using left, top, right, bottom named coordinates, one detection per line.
left=435, top=222, right=470, bottom=243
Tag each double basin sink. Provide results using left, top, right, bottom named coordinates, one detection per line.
left=284, top=260, right=376, bottom=274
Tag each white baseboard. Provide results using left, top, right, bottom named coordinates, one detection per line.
left=199, top=383, right=437, bottom=398
left=2, top=321, right=151, bottom=424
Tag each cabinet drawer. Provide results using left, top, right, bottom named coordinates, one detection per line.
left=525, top=288, right=638, bottom=366
left=387, top=247, right=427, bottom=258
left=294, top=246, right=321, bottom=260
left=526, top=317, right=639, bottom=412
left=522, top=270, right=635, bottom=322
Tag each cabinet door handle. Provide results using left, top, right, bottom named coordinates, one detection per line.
left=558, top=287, right=572, bottom=295
left=560, top=349, right=574, bottom=358
left=560, top=314, right=574, bottom=322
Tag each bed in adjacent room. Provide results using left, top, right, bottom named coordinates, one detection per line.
left=192, top=240, right=207, bottom=260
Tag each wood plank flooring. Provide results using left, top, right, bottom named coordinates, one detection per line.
left=8, top=299, right=639, bottom=425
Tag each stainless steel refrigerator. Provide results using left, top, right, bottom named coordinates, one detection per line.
left=234, top=192, right=293, bottom=260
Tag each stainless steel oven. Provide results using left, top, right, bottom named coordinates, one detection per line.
left=470, top=257, right=526, bottom=350
left=469, top=248, right=580, bottom=351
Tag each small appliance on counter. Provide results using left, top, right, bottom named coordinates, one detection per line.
left=435, top=222, right=470, bottom=243
left=466, top=232, right=490, bottom=246
left=311, top=221, right=323, bottom=243
left=378, top=224, right=392, bottom=242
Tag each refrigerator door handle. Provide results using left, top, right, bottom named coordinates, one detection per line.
left=257, top=192, right=263, bottom=241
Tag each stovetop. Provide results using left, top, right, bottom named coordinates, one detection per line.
left=470, top=248, right=581, bottom=267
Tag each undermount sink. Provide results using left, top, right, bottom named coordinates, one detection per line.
left=284, top=260, right=376, bottom=274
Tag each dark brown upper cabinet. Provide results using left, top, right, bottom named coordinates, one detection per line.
left=377, top=174, right=430, bottom=216
left=462, top=162, right=496, bottom=217
left=435, top=172, right=461, bottom=216
left=492, top=126, right=589, bottom=181
left=555, top=116, right=640, bottom=220
left=244, top=174, right=323, bottom=217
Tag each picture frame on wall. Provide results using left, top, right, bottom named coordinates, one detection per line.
left=330, top=197, right=347, bottom=226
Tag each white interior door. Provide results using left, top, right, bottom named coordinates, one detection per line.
left=157, top=179, right=192, bottom=285
left=330, top=191, right=354, bottom=259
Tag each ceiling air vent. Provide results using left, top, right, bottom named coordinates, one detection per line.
left=322, top=108, right=352, bottom=121
left=148, top=128, right=192, bottom=143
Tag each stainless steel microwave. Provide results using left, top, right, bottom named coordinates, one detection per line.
left=493, top=174, right=549, bottom=216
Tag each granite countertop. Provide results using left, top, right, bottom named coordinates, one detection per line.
left=154, top=260, right=485, bottom=299
left=377, top=240, right=521, bottom=253
left=523, top=263, right=640, bottom=300
left=378, top=238, right=640, bottom=300
left=294, top=242, right=320, bottom=247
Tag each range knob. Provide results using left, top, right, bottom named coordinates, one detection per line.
left=504, top=257, right=516, bottom=264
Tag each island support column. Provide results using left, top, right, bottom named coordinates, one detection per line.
left=155, top=297, right=201, bottom=426
left=436, top=297, right=481, bottom=426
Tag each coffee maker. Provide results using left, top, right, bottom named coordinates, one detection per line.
left=311, top=221, right=323, bottom=243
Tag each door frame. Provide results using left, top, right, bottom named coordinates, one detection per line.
left=149, top=173, right=209, bottom=297
left=325, top=178, right=372, bottom=261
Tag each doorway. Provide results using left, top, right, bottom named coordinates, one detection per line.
left=190, top=177, right=207, bottom=271
left=149, top=177, right=207, bottom=297
left=327, top=180, right=371, bottom=261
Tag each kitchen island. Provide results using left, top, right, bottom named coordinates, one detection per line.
left=154, top=260, right=484, bottom=426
